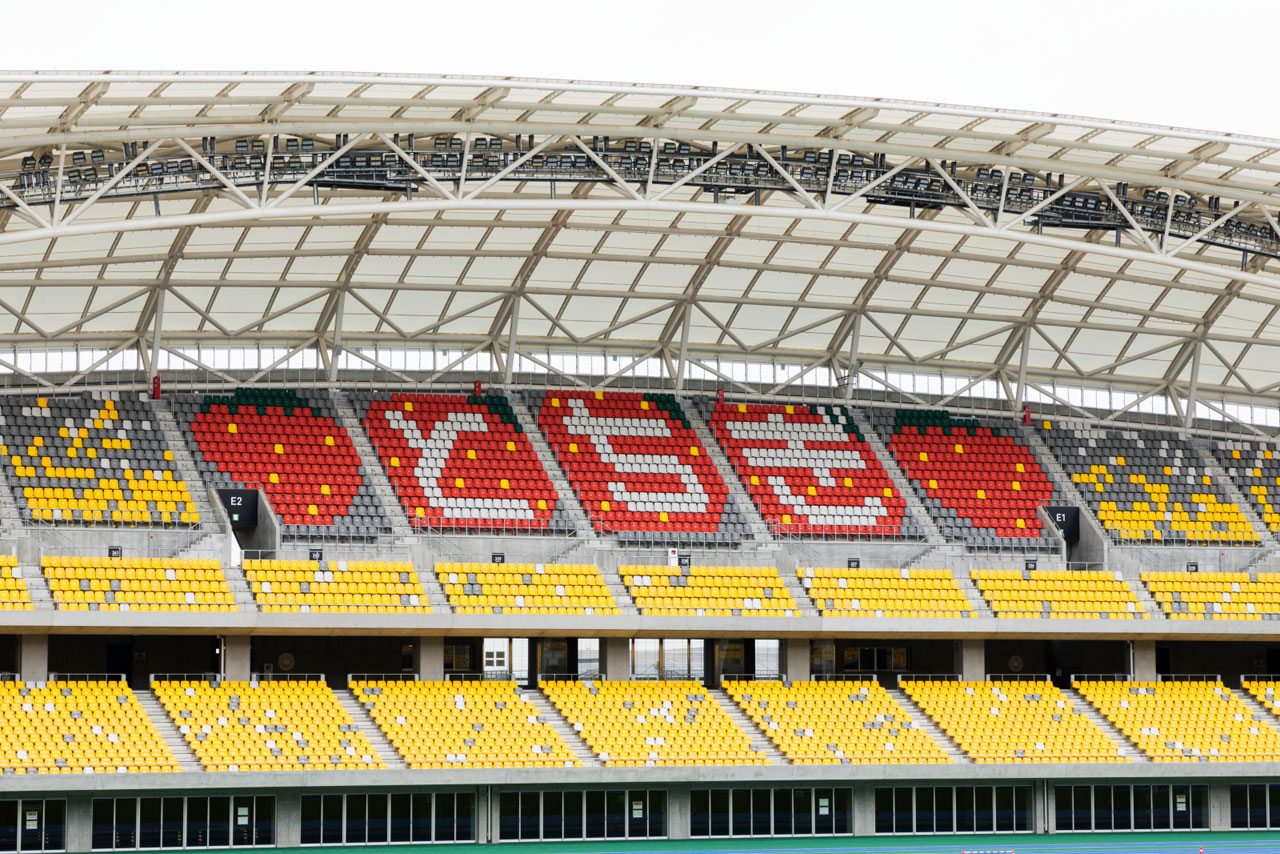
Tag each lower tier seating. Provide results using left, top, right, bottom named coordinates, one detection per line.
left=971, top=569, right=1146, bottom=619
left=798, top=567, right=972, bottom=618
left=153, top=678, right=384, bottom=772
left=0, top=679, right=177, bottom=773
left=619, top=564, right=801, bottom=616
left=725, top=679, right=952, bottom=764
left=352, top=679, right=579, bottom=768
left=1078, top=679, right=1280, bottom=762
left=43, top=556, right=234, bottom=612
left=900, top=678, right=1127, bottom=764
left=1141, top=571, right=1280, bottom=620
left=435, top=562, right=617, bottom=615
left=542, top=679, right=764, bottom=766
left=244, top=559, right=429, bottom=613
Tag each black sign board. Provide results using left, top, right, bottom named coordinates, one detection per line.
left=847, top=558, right=861, bottom=569
left=107, top=546, right=122, bottom=558
left=1187, top=562, right=1199, bottom=573
left=491, top=553, right=505, bottom=564
left=308, top=549, right=324, bottom=563
left=677, top=554, right=692, bottom=568
left=1025, top=559, right=1038, bottom=571
left=1045, top=506, right=1081, bottom=542
left=217, top=489, right=259, bottom=530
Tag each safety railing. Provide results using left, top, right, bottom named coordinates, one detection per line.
left=896, top=673, right=960, bottom=685
left=1242, top=674, right=1280, bottom=686
left=249, top=672, right=324, bottom=683
left=347, top=673, right=419, bottom=683
left=46, top=672, right=128, bottom=682
left=150, top=672, right=222, bottom=683
left=1156, top=673, right=1221, bottom=683
left=986, top=673, right=1051, bottom=682
left=1071, top=673, right=1134, bottom=683
left=806, top=673, right=878, bottom=683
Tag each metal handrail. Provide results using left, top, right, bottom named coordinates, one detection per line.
left=150, top=672, right=221, bottom=683
left=809, top=673, right=879, bottom=683
left=987, top=673, right=1051, bottom=682
left=1071, top=673, right=1133, bottom=683
left=46, top=672, right=127, bottom=682
left=1241, top=674, right=1280, bottom=686
left=250, top=672, right=323, bottom=682
left=347, top=673, right=418, bottom=683
left=1157, top=673, right=1221, bottom=682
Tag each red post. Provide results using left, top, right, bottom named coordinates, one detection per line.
left=473, top=379, right=482, bottom=397
left=1022, top=403, right=1031, bottom=426
left=151, top=375, right=161, bottom=400
left=716, top=387, right=725, bottom=405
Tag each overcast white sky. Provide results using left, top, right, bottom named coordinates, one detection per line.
left=9, top=0, right=1275, bottom=139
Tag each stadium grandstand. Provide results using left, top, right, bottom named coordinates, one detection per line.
left=0, top=70, right=1278, bottom=851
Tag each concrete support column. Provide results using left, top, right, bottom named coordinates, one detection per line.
left=852, top=783, right=874, bottom=836
left=1209, top=780, right=1232, bottom=831
left=275, top=791, right=301, bottom=848
left=474, top=787, right=491, bottom=844
left=222, top=636, right=251, bottom=681
left=599, top=638, right=629, bottom=679
left=1130, top=640, right=1157, bottom=681
left=956, top=639, right=984, bottom=680
left=19, top=634, right=48, bottom=682
left=782, top=638, right=810, bottom=681
left=666, top=784, right=691, bottom=840
left=1033, top=781, right=1049, bottom=834
left=415, top=636, right=444, bottom=681
left=66, top=794, right=92, bottom=853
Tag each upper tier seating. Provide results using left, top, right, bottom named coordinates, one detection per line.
left=0, top=679, right=177, bottom=773
left=44, top=556, right=234, bottom=612
left=798, top=567, right=972, bottom=618
left=1039, top=421, right=1258, bottom=544
left=352, top=679, right=579, bottom=768
left=0, top=396, right=199, bottom=527
left=1212, top=439, right=1280, bottom=534
left=971, top=568, right=1146, bottom=620
left=1079, top=679, right=1280, bottom=762
left=435, top=561, right=617, bottom=615
left=724, top=679, right=952, bottom=765
left=541, top=679, right=764, bottom=766
left=532, top=391, right=746, bottom=545
left=619, top=564, right=801, bottom=617
left=153, top=678, right=384, bottom=772
left=358, top=392, right=572, bottom=534
left=243, top=559, right=429, bottom=613
left=177, top=389, right=388, bottom=538
left=1140, top=571, right=1280, bottom=620
left=703, top=400, right=910, bottom=537
left=0, top=556, right=32, bottom=610
left=868, top=409, right=1059, bottom=547
left=900, top=678, right=1127, bottom=764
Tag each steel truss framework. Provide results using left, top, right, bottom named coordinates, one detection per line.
left=0, top=72, right=1279, bottom=424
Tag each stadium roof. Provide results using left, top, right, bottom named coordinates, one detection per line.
left=0, top=71, right=1278, bottom=416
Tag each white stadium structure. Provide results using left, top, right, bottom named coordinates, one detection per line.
left=0, top=72, right=1273, bottom=848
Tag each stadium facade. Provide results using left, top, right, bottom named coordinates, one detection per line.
left=0, top=72, right=1273, bottom=848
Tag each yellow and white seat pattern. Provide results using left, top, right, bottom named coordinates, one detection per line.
left=620, top=565, right=801, bottom=617
left=1078, top=679, right=1280, bottom=762
left=2, top=396, right=200, bottom=526
left=542, top=679, right=764, bottom=766
left=244, top=559, right=429, bottom=613
left=1142, top=571, right=1280, bottom=620
left=43, top=556, right=233, bottom=612
left=154, top=678, right=384, bottom=772
left=901, top=679, right=1127, bottom=764
left=0, top=679, right=178, bottom=773
left=971, top=569, right=1146, bottom=619
left=725, top=679, right=951, bottom=765
left=799, top=567, right=971, bottom=618
left=352, top=680, right=579, bottom=768
left=0, top=556, right=32, bottom=610
left=435, top=562, right=618, bottom=615
left=1243, top=680, right=1280, bottom=724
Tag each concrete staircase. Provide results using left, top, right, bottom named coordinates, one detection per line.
left=337, top=689, right=407, bottom=770
left=1061, top=687, right=1149, bottom=762
left=887, top=687, right=972, bottom=763
left=509, top=397, right=596, bottom=540
left=331, top=396, right=413, bottom=540
left=523, top=688, right=600, bottom=766
left=1024, top=429, right=1113, bottom=551
left=678, top=399, right=771, bottom=545
left=1196, top=446, right=1275, bottom=547
left=1233, top=686, right=1280, bottom=740
left=1125, top=571, right=1164, bottom=619
left=950, top=568, right=993, bottom=618
left=775, top=564, right=817, bottom=615
left=137, top=689, right=203, bottom=772
left=150, top=398, right=216, bottom=526
left=710, top=687, right=788, bottom=765
left=849, top=411, right=945, bottom=545
left=20, top=563, right=53, bottom=611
